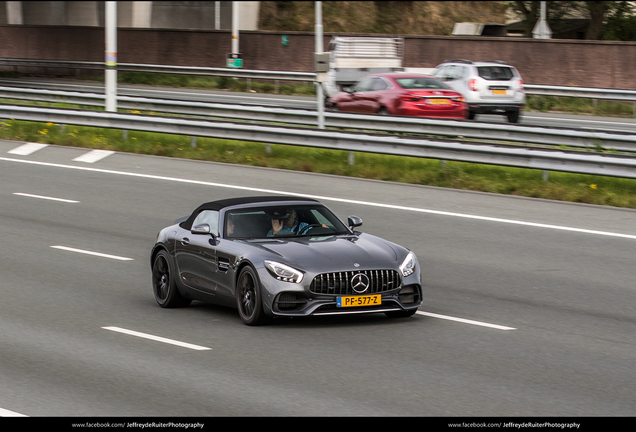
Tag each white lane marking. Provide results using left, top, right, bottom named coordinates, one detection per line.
left=13, top=192, right=79, bottom=203
left=102, top=327, right=211, bottom=351
left=50, top=246, right=133, bottom=261
left=73, top=149, right=115, bottom=163
left=7, top=142, right=48, bottom=155
left=416, top=311, right=516, bottom=331
left=2, top=156, right=635, bottom=240
left=0, top=407, right=28, bottom=417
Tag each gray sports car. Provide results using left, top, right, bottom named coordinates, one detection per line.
left=150, top=196, right=422, bottom=325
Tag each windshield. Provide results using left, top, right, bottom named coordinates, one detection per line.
left=395, top=77, right=450, bottom=90
left=224, top=204, right=350, bottom=239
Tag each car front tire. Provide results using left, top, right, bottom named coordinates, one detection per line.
left=152, top=250, right=191, bottom=308
left=236, top=266, right=270, bottom=326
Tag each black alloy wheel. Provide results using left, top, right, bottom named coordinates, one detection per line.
left=236, top=266, right=269, bottom=326
left=152, top=250, right=191, bottom=308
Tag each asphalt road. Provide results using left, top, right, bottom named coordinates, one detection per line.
left=0, top=138, right=634, bottom=417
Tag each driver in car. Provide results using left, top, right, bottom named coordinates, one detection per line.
left=267, top=208, right=308, bottom=237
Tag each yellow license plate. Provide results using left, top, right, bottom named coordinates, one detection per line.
left=337, top=294, right=381, bottom=307
left=428, top=98, right=450, bottom=105
left=492, top=90, right=507, bottom=95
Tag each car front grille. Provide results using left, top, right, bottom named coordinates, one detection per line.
left=309, top=270, right=400, bottom=295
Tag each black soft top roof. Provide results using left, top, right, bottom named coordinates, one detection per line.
left=180, top=196, right=319, bottom=229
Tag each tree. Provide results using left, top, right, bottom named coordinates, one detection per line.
left=507, top=1, right=619, bottom=40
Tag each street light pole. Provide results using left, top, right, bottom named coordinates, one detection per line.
left=315, top=1, right=325, bottom=129
left=232, top=1, right=239, bottom=54
left=105, top=1, right=117, bottom=112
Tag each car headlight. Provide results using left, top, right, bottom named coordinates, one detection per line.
left=399, top=252, right=417, bottom=277
left=264, top=260, right=304, bottom=283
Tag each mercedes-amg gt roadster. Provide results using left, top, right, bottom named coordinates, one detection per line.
left=150, top=196, right=422, bottom=325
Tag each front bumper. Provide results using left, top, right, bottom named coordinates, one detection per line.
left=268, top=283, right=422, bottom=317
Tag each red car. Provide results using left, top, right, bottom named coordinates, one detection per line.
left=326, top=73, right=468, bottom=119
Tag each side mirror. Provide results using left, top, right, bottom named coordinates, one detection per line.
left=191, top=223, right=211, bottom=235
left=347, top=216, right=363, bottom=229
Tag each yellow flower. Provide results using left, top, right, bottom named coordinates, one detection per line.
left=46, top=122, right=54, bottom=126
left=590, top=184, right=597, bottom=189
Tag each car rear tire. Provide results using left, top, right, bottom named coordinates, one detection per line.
left=506, top=110, right=520, bottom=123
left=152, top=250, right=191, bottom=308
left=378, top=107, right=389, bottom=115
left=236, top=266, right=270, bottom=326
left=467, top=111, right=476, bottom=120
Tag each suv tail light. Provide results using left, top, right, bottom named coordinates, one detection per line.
left=468, top=79, right=478, bottom=92
left=400, top=94, right=420, bottom=102
left=518, top=79, right=524, bottom=92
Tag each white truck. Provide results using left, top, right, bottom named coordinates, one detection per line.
left=321, top=37, right=404, bottom=97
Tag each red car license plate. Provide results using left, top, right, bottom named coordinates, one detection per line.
left=427, top=98, right=451, bottom=105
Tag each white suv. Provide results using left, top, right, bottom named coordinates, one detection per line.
left=432, top=60, right=525, bottom=123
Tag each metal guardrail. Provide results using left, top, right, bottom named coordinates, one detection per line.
left=0, top=58, right=316, bottom=81
left=2, top=104, right=636, bottom=179
left=2, top=58, right=636, bottom=101
left=524, top=84, right=636, bottom=101
left=2, top=86, right=635, bottom=154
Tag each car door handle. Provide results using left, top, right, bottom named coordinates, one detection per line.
left=180, top=238, right=190, bottom=245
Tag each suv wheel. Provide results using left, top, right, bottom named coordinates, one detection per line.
left=467, top=111, right=476, bottom=120
left=506, top=110, right=520, bottom=124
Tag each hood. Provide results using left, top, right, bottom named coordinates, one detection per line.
left=246, top=233, right=402, bottom=272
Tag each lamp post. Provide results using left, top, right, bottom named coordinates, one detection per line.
left=105, top=1, right=117, bottom=112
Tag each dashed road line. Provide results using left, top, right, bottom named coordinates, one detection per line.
left=13, top=192, right=79, bottom=203
left=73, top=149, right=115, bottom=163
left=0, top=407, right=28, bottom=417
left=102, top=327, right=211, bottom=351
left=416, top=311, right=517, bottom=330
left=7, top=142, right=48, bottom=155
left=50, top=246, right=133, bottom=261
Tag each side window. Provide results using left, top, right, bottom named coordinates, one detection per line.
left=371, top=77, right=389, bottom=91
left=453, top=66, right=466, bottom=80
left=192, top=210, right=219, bottom=236
left=447, top=65, right=461, bottom=81
left=432, top=66, right=447, bottom=80
left=353, top=77, right=374, bottom=92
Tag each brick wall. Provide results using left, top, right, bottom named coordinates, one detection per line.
left=2, top=26, right=635, bottom=89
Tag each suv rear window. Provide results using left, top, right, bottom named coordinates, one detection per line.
left=477, top=66, right=514, bottom=81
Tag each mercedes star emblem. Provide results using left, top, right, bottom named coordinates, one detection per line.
left=351, top=273, right=370, bottom=293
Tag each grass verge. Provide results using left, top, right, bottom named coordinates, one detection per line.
left=2, top=117, right=636, bottom=209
